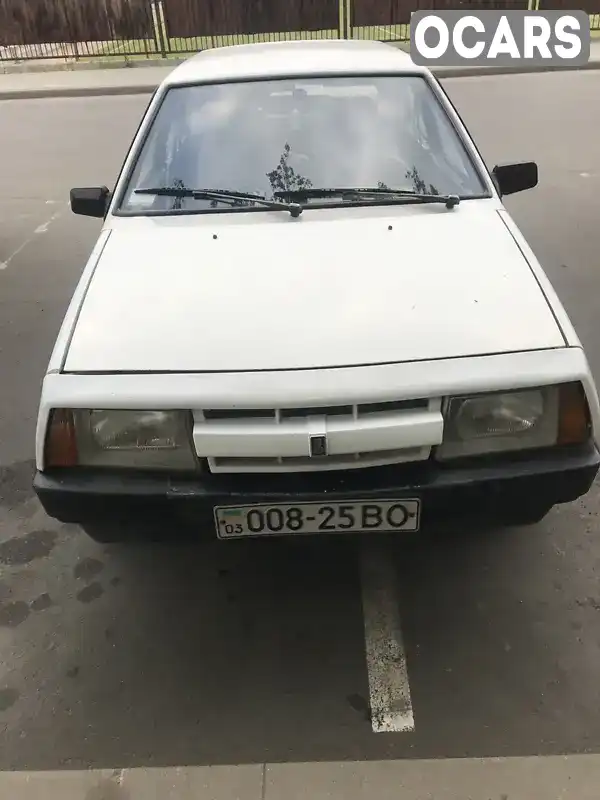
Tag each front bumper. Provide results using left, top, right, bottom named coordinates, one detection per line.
left=33, top=442, right=600, bottom=533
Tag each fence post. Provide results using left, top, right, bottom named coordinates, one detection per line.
left=345, top=0, right=352, bottom=38
left=151, top=0, right=169, bottom=57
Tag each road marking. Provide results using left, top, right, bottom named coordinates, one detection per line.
left=0, top=204, right=66, bottom=270
left=359, top=540, right=414, bottom=733
left=34, top=207, right=64, bottom=234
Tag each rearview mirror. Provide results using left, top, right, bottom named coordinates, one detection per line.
left=70, top=186, right=110, bottom=218
left=492, top=162, right=538, bottom=197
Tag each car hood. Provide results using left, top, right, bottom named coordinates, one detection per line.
left=63, top=202, right=564, bottom=374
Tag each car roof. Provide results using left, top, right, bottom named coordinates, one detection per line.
left=163, top=39, right=429, bottom=87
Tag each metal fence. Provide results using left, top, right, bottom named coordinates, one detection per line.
left=0, top=0, right=162, bottom=60
left=0, top=0, right=598, bottom=62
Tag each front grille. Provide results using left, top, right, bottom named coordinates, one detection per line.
left=202, top=398, right=428, bottom=421
left=193, top=398, right=443, bottom=474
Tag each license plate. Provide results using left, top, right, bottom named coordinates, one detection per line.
left=214, top=499, right=420, bottom=539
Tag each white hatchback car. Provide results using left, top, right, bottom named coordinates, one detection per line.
left=34, top=39, right=600, bottom=543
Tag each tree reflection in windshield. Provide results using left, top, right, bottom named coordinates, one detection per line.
left=165, top=162, right=440, bottom=212
left=171, top=177, right=186, bottom=210
left=267, top=143, right=313, bottom=194
left=377, top=169, right=439, bottom=195
left=405, top=167, right=439, bottom=196
left=171, top=142, right=315, bottom=211
left=203, top=142, right=315, bottom=209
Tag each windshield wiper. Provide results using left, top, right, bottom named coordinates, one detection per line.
left=274, top=187, right=460, bottom=209
left=135, top=187, right=304, bottom=217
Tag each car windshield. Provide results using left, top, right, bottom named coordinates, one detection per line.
left=119, top=75, right=488, bottom=215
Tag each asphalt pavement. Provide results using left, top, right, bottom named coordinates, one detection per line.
left=1, top=71, right=600, bottom=797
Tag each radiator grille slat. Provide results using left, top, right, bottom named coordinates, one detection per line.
left=202, top=398, right=428, bottom=422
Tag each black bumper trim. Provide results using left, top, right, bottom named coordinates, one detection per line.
left=33, top=443, right=600, bottom=529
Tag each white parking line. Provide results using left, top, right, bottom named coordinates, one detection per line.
left=359, top=540, right=414, bottom=733
left=0, top=203, right=66, bottom=270
left=34, top=207, right=63, bottom=234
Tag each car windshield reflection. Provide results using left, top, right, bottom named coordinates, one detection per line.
left=120, top=74, right=487, bottom=215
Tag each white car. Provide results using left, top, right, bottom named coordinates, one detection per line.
left=34, top=39, right=600, bottom=543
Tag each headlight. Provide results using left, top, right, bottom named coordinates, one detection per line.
left=87, top=410, right=181, bottom=451
left=436, top=383, right=590, bottom=461
left=44, top=409, right=198, bottom=471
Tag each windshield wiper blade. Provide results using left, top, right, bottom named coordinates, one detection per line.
left=135, top=187, right=303, bottom=217
left=274, top=187, right=460, bottom=209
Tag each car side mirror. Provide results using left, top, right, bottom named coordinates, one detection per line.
left=70, top=186, right=110, bottom=218
left=492, top=162, right=538, bottom=197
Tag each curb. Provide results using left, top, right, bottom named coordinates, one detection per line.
left=1, top=59, right=599, bottom=100
left=434, top=60, right=600, bottom=78
left=0, top=84, right=162, bottom=100
left=0, top=57, right=186, bottom=75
